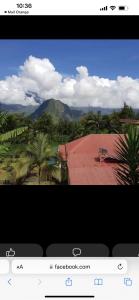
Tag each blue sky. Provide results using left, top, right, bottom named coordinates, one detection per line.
left=0, top=39, right=139, bottom=79
left=1, top=40, right=139, bottom=108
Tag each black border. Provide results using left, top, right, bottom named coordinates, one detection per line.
left=0, top=15, right=139, bottom=39
left=0, top=15, right=139, bottom=247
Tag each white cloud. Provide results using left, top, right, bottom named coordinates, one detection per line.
left=76, top=66, right=88, bottom=78
left=0, top=55, right=139, bottom=108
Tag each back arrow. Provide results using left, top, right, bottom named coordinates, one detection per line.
left=38, top=279, right=42, bottom=285
left=8, top=279, right=12, bottom=285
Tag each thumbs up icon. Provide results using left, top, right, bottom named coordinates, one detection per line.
left=6, top=248, right=16, bottom=257
left=65, top=278, right=72, bottom=286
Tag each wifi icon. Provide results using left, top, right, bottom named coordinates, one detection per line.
left=110, top=5, right=116, bottom=10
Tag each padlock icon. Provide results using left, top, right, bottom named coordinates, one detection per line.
left=65, top=278, right=72, bottom=286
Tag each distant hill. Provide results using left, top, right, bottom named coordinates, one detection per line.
left=0, top=103, right=37, bottom=115
left=1, top=96, right=139, bottom=120
left=72, top=106, right=139, bottom=115
left=71, top=106, right=122, bottom=115
left=1, top=102, right=118, bottom=116
left=0, top=91, right=44, bottom=115
left=31, top=98, right=83, bottom=120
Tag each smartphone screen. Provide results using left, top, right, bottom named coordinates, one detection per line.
left=0, top=3, right=139, bottom=300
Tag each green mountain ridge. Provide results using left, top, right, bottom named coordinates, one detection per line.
left=0, top=103, right=37, bottom=115
left=31, top=98, right=83, bottom=120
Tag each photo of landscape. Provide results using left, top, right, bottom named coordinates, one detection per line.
left=0, top=39, right=139, bottom=185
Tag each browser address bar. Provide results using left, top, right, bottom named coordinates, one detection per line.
left=12, top=259, right=127, bottom=274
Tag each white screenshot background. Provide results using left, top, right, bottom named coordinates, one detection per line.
left=0, top=0, right=139, bottom=15
left=0, top=258, right=138, bottom=300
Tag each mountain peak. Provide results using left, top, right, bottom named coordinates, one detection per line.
left=31, top=98, right=82, bottom=120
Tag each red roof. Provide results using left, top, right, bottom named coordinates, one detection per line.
left=120, top=119, right=139, bottom=124
left=58, top=134, right=125, bottom=185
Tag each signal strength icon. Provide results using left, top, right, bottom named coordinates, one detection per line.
left=110, top=5, right=116, bottom=10
left=100, top=6, right=108, bottom=11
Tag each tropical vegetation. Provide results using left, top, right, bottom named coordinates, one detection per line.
left=115, top=126, right=139, bottom=185
left=0, top=101, right=139, bottom=185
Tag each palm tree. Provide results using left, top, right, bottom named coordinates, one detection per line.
left=102, top=112, right=121, bottom=133
left=40, top=156, right=61, bottom=183
left=92, top=111, right=102, bottom=132
left=25, top=133, right=52, bottom=184
left=0, top=111, right=28, bottom=171
left=81, top=111, right=102, bottom=134
left=0, top=126, right=28, bottom=143
left=0, top=111, right=28, bottom=142
left=9, top=157, right=31, bottom=184
left=114, top=126, right=139, bottom=185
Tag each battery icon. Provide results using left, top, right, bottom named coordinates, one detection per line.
left=119, top=6, right=128, bottom=10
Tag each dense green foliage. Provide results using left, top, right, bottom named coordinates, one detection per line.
left=24, top=133, right=52, bottom=184
left=118, top=102, right=135, bottom=119
left=0, top=101, right=139, bottom=185
left=115, top=126, right=139, bottom=185
left=0, top=127, right=28, bottom=142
